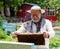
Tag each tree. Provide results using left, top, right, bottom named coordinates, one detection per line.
left=25, top=0, right=49, bottom=8
left=0, top=1, right=3, bottom=10
left=0, top=0, right=25, bottom=11
left=0, top=0, right=60, bottom=21
left=49, top=0, right=60, bottom=22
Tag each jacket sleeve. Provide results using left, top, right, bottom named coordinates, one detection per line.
left=46, top=20, right=55, bottom=38
left=16, top=23, right=26, bottom=33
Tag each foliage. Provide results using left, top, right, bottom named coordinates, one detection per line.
left=25, top=0, right=60, bottom=7
left=50, top=37, right=60, bottom=47
left=49, top=0, right=60, bottom=7
left=0, top=28, right=7, bottom=39
left=0, top=0, right=60, bottom=22
left=57, top=11, right=60, bottom=22
left=0, top=14, right=3, bottom=26
left=0, top=14, right=3, bottom=20
left=4, top=0, right=25, bottom=11
left=0, top=0, right=60, bottom=9
left=0, top=1, right=3, bottom=9
left=5, top=34, right=17, bottom=41
left=25, top=0, right=49, bottom=8
left=3, top=0, right=24, bottom=7
left=49, top=0, right=60, bottom=22
left=0, top=0, right=25, bottom=11
left=0, top=27, right=17, bottom=41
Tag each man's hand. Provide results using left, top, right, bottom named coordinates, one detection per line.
left=12, top=32, right=18, bottom=38
left=12, top=32, right=33, bottom=38
left=43, top=32, right=49, bottom=38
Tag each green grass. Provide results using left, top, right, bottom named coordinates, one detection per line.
left=49, top=30, right=60, bottom=47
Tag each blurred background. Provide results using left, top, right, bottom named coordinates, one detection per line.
left=0, top=0, right=60, bottom=49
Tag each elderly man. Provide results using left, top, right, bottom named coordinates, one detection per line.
left=12, top=6, right=55, bottom=49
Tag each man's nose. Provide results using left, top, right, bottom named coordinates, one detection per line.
left=33, top=15, right=37, bottom=18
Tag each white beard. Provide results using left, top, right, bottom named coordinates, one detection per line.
left=31, top=19, right=40, bottom=22
left=31, top=15, right=41, bottom=22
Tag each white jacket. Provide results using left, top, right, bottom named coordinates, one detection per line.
left=16, top=19, right=55, bottom=38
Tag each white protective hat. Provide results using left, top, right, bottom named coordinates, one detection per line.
left=27, top=5, right=45, bottom=14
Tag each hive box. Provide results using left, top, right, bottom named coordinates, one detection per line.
left=0, top=41, right=34, bottom=49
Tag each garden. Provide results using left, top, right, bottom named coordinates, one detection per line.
left=0, top=0, right=60, bottom=49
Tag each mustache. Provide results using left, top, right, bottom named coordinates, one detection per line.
left=31, top=18, right=41, bottom=22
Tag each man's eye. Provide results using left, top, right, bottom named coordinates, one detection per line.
left=33, top=15, right=38, bottom=16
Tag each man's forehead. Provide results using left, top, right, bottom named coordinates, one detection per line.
left=31, top=10, right=41, bottom=14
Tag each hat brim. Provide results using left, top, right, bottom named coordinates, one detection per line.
left=26, top=9, right=45, bottom=14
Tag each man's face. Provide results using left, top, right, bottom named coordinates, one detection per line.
left=31, top=10, right=41, bottom=22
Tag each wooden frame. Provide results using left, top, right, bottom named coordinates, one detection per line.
left=17, top=33, right=45, bottom=45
